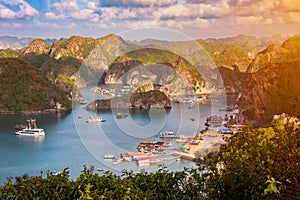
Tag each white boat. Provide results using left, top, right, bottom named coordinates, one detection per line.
left=104, top=153, right=115, bottom=159
left=86, top=116, right=105, bottom=123
left=160, top=130, right=176, bottom=138
left=15, top=128, right=45, bottom=136
left=79, top=99, right=88, bottom=104
left=15, top=119, right=45, bottom=136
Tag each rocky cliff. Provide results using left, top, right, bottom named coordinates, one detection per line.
left=22, top=38, right=50, bottom=55
left=104, top=48, right=206, bottom=95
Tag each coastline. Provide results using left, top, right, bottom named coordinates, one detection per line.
left=0, top=107, right=71, bottom=115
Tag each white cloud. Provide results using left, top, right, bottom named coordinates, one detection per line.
left=122, top=0, right=176, bottom=7
left=0, top=1, right=39, bottom=19
left=70, top=8, right=96, bottom=20
left=17, top=2, right=39, bottom=18
left=0, top=4, right=16, bottom=18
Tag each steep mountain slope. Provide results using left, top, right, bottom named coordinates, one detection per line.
left=239, top=61, right=300, bottom=126
left=105, top=48, right=206, bottom=94
left=0, top=58, right=71, bottom=112
left=247, top=35, right=300, bottom=73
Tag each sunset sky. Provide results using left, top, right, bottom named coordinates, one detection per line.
left=0, top=0, right=300, bottom=40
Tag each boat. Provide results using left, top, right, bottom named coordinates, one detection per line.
left=220, top=127, right=233, bottom=134
left=79, top=99, right=88, bottom=104
left=86, top=116, right=105, bottom=123
left=159, top=130, right=176, bottom=138
left=104, top=153, right=115, bottom=159
left=97, top=168, right=104, bottom=171
left=15, top=119, right=45, bottom=136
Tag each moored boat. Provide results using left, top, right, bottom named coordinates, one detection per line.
left=15, top=119, right=45, bottom=136
left=104, top=153, right=115, bottom=159
left=160, top=130, right=176, bottom=138
left=86, top=116, right=105, bottom=123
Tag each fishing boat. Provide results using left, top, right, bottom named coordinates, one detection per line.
left=15, top=119, right=45, bottom=136
left=160, top=130, right=176, bottom=138
left=86, top=116, right=105, bottom=123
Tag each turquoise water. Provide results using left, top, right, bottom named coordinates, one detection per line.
left=0, top=89, right=230, bottom=184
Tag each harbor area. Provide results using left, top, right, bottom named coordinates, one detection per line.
left=102, top=114, right=243, bottom=168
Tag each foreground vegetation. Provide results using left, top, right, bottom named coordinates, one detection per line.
left=0, top=121, right=299, bottom=199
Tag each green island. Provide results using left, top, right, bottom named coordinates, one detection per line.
left=0, top=120, right=299, bottom=199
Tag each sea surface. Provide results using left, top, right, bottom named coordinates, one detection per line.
left=0, top=88, right=234, bottom=184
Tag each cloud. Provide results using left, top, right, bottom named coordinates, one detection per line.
left=0, top=4, right=16, bottom=18
left=0, top=0, right=39, bottom=19
left=0, top=22, right=22, bottom=28
left=68, top=22, right=77, bottom=28
left=100, top=0, right=177, bottom=8
left=70, top=8, right=96, bottom=20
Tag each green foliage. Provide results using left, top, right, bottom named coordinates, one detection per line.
left=206, top=122, right=300, bottom=199
left=0, top=58, right=71, bottom=112
left=264, top=177, right=281, bottom=196
left=0, top=165, right=206, bottom=199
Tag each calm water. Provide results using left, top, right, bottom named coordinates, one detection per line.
left=0, top=89, right=231, bottom=184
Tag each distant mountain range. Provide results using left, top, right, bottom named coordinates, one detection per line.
left=0, top=33, right=299, bottom=126
left=0, top=36, right=58, bottom=50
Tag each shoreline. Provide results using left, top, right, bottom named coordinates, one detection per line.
left=0, top=107, right=71, bottom=115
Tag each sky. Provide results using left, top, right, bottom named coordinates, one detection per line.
left=0, top=0, right=300, bottom=40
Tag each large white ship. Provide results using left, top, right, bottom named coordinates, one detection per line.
left=15, top=119, right=45, bottom=136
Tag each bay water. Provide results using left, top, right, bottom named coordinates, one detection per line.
left=0, top=88, right=231, bottom=184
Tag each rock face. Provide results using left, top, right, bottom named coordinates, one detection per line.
left=239, top=62, right=300, bottom=126
left=218, top=66, right=247, bottom=94
left=104, top=60, right=143, bottom=84
left=104, top=49, right=206, bottom=95
left=22, top=38, right=50, bottom=55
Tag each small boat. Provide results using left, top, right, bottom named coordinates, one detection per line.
left=160, top=130, right=176, bottom=138
left=79, top=99, right=88, bottom=104
left=86, top=116, right=105, bottom=123
left=97, top=168, right=104, bottom=171
left=104, top=154, right=115, bottom=159
left=15, top=119, right=45, bottom=136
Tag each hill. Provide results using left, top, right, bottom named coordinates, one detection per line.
left=0, top=58, right=71, bottom=113
left=247, top=35, right=300, bottom=73
left=239, top=61, right=300, bottom=126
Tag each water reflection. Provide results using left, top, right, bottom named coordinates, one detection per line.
left=16, top=135, right=45, bottom=144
